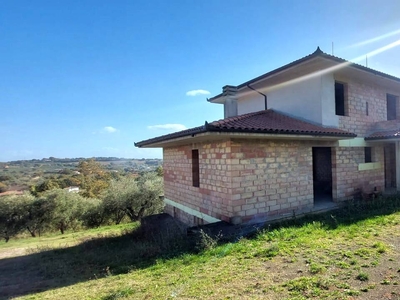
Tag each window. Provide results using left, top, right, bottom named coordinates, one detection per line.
left=365, top=147, right=372, bottom=163
left=192, top=149, right=199, bottom=187
left=387, top=94, right=398, bottom=120
left=335, top=82, right=346, bottom=116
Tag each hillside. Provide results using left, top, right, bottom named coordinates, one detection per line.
left=0, top=157, right=162, bottom=192
left=0, top=198, right=399, bottom=299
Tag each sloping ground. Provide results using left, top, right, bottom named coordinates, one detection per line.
left=1, top=200, right=400, bottom=300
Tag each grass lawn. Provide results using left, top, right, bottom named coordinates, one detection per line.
left=1, top=198, right=400, bottom=300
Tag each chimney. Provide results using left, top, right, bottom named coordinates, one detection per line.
left=223, top=85, right=238, bottom=118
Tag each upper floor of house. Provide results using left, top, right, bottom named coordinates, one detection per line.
left=208, top=48, right=400, bottom=137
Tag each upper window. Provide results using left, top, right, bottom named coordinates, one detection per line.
left=192, top=149, right=199, bottom=187
left=335, top=82, right=346, bottom=116
left=365, top=147, right=372, bottom=163
left=387, top=94, right=398, bottom=121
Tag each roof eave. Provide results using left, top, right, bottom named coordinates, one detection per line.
left=136, top=130, right=356, bottom=148
left=208, top=48, right=400, bottom=103
left=365, top=136, right=400, bottom=141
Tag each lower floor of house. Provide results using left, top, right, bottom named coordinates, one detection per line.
left=162, top=138, right=400, bottom=227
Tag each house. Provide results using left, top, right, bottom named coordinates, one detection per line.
left=63, top=186, right=80, bottom=193
left=135, top=47, right=400, bottom=227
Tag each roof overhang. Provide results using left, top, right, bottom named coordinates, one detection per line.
left=365, top=136, right=400, bottom=142
left=137, top=131, right=355, bottom=148
left=208, top=48, right=400, bottom=104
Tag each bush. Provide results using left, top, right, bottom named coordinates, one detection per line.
left=0, top=182, right=8, bottom=193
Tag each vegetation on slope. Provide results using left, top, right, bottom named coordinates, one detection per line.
left=0, top=162, right=164, bottom=242
left=0, top=196, right=399, bottom=299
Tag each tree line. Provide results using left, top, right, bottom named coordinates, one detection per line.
left=0, top=160, right=163, bottom=242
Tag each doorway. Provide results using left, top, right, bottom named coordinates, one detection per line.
left=312, top=147, right=333, bottom=202
left=384, top=144, right=396, bottom=191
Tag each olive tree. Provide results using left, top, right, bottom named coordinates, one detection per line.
left=101, top=172, right=164, bottom=224
left=0, top=193, right=35, bottom=242
left=41, top=189, right=86, bottom=234
left=80, top=198, right=106, bottom=228
left=126, top=172, right=164, bottom=221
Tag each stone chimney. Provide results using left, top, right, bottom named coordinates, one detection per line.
left=223, top=85, right=238, bottom=118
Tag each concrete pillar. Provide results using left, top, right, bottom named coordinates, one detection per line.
left=223, top=85, right=238, bottom=118
left=396, top=141, right=400, bottom=192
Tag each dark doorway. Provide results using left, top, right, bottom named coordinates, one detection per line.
left=312, top=147, right=333, bottom=202
left=384, top=144, right=396, bottom=190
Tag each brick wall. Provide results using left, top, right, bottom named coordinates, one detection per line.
left=163, top=138, right=385, bottom=226
left=338, top=80, right=396, bottom=136
left=332, top=146, right=385, bottom=200
left=164, top=138, right=344, bottom=225
left=163, top=140, right=233, bottom=226
left=229, top=139, right=321, bottom=222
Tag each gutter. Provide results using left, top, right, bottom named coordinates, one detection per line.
left=246, top=84, right=268, bottom=109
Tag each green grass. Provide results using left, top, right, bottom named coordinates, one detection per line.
left=0, top=223, right=139, bottom=252
left=1, top=196, right=400, bottom=299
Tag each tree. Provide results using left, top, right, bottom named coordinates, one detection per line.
left=81, top=198, right=106, bottom=228
left=125, top=172, right=164, bottom=221
left=77, top=159, right=107, bottom=177
left=42, top=189, right=85, bottom=234
left=31, top=178, right=60, bottom=196
left=0, top=193, right=35, bottom=241
left=156, top=165, right=164, bottom=177
left=60, top=176, right=81, bottom=189
left=24, top=195, right=56, bottom=237
left=78, top=159, right=110, bottom=198
left=101, top=172, right=164, bottom=224
left=101, top=178, right=130, bottom=224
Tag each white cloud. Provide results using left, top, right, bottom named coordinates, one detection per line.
left=148, top=124, right=187, bottom=131
left=103, top=126, right=118, bottom=133
left=186, top=89, right=210, bottom=96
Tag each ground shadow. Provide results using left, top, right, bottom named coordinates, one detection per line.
left=0, top=214, right=195, bottom=299
left=1, top=197, right=399, bottom=299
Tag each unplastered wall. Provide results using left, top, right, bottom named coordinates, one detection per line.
left=163, top=140, right=233, bottom=226
left=332, top=146, right=385, bottom=200
left=229, top=139, right=321, bottom=223
left=338, top=80, right=389, bottom=136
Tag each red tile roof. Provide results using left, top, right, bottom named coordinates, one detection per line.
left=135, top=125, right=207, bottom=147
left=135, top=110, right=356, bottom=147
left=207, top=110, right=356, bottom=136
left=365, top=129, right=400, bottom=140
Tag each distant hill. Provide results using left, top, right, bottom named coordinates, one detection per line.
left=0, top=157, right=163, bottom=192
left=0, top=157, right=162, bottom=164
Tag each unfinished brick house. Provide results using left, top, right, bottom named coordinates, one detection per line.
left=136, top=47, right=400, bottom=226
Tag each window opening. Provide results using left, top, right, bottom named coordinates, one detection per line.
left=387, top=94, right=398, bottom=120
left=192, top=149, right=199, bottom=187
left=335, top=82, right=346, bottom=116
left=365, top=147, right=372, bottom=163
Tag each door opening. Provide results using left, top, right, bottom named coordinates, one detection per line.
left=312, top=147, right=333, bottom=203
left=384, top=144, right=396, bottom=192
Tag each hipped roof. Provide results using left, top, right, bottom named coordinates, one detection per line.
left=135, top=110, right=356, bottom=147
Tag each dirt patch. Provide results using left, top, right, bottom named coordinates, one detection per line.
left=0, top=247, right=27, bottom=259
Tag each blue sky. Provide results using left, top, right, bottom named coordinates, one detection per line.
left=1, top=0, right=400, bottom=161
